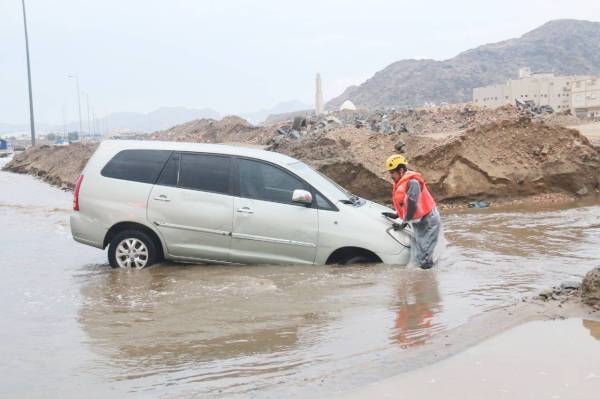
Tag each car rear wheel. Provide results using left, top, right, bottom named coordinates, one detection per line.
left=108, top=230, right=158, bottom=269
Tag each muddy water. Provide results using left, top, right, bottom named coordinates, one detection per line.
left=1, top=156, right=600, bottom=398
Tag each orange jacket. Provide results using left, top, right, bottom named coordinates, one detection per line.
left=392, top=171, right=436, bottom=221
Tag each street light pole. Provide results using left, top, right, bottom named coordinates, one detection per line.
left=68, top=75, right=83, bottom=135
left=21, top=0, right=36, bottom=146
left=85, top=92, right=91, bottom=135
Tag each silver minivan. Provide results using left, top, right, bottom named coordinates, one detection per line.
left=70, top=140, right=411, bottom=268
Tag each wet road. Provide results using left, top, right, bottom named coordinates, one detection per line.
left=1, top=157, right=600, bottom=398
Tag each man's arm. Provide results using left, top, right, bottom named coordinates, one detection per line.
left=404, top=179, right=421, bottom=222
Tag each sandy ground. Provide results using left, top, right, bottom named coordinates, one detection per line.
left=294, top=299, right=600, bottom=399
left=570, top=122, right=600, bottom=145
left=321, top=300, right=600, bottom=399
left=337, top=317, right=600, bottom=399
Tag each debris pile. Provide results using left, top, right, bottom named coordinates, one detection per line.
left=271, top=118, right=600, bottom=204
left=538, top=280, right=582, bottom=302
left=515, top=99, right=554, bottom=115
left=266, top=104, right=523, bottom=139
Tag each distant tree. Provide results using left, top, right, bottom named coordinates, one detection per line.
left=47, top=133, right=56, bottom=141
left=68, top=131, right=79, bottom=141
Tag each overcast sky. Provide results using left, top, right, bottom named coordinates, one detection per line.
left=2, top=0, right=600, bottom=125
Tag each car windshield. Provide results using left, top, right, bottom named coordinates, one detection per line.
left=288, top=161, right=353, bottom=202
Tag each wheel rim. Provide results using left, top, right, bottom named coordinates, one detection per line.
left=115, top=238, right=149, bottom=269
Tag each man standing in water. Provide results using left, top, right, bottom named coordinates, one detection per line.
left=382, top=154, right=442, bottom=269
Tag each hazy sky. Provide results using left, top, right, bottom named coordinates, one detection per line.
left=2, top=0, right=600, bottom=124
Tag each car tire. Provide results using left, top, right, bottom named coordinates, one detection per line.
left=108, top=229, right=159, bottom=269
left=342, top=256, right=371, bottom=265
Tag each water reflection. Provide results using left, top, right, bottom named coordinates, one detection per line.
left=392, top=269, right=442, bottom=348
left=583, top=319, right=600, bottom=341
left=78, top=265, right=330, bottom=380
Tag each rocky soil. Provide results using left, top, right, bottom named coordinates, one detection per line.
left=582, top=267, right=600, bottom=309
left=144, top=115, right=274, bottom=144
left=4, top=143, right=98, bottom=189
left=535, top=266, right=600, bottom=311
left=4, top=109, right=600, bottom=206
left=271, top=117, right=600, bottom=204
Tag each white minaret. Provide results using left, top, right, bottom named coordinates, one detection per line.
left=315, top=73, right=324, bottom=116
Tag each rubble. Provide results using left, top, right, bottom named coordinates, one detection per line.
left=265, top=104, right=523, bottom=137
left=535, top=268, right=600, bottom=311
left=271, top=118, right=600, bottom=204
left=515, top=99, right=554, bottom=115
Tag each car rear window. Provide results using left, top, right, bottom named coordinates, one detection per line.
left=101, top=149, right=172, bottom=184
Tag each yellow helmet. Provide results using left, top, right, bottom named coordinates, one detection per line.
left=385, top=154, right=407, bottom=171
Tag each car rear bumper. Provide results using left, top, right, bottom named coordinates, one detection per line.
left=70, top=213, right=106, bottom=249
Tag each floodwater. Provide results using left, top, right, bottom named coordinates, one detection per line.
left=1, top=156, right=600, bottom=398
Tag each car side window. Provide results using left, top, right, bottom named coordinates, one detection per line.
left=315, top=192, right=336, bottom=211
left=101, top=149, right=172, bottom=184
left=237, top=158, right=307, bottom=205
left=156, top=153, right=180, bottom=186
left=178, top=153, right=231, bottom=194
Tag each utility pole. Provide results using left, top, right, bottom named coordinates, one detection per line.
left=62, top=105, right=67, bottom=139
left=21, top=0, right=36, bottom=145
left=91, top=107, right=97, bottom=137
left=68, top=75, right=83, bottom=135
left=85, top=93, right=91, bottom=136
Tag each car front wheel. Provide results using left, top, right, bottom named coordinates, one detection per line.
left=108, top=230, right=159, bottom=269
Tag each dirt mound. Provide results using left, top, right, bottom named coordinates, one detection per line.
left=5, top=118, right=599, bottom=205
left=272, top=118, right=600, bottom=204
left=146, top=115, right=275, bottom=144
left=582, top=267, right=600, bottom=308
left=3, top=143, right=98, bottom=189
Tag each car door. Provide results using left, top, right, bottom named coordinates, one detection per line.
left=230, top=157, right=319, bottom=265
left=147, top=152, right=234, bottom=262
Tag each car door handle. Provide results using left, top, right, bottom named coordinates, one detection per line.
left=153, top=195, right=171, bottom=202
left=236, top=207, right=254, bottom=214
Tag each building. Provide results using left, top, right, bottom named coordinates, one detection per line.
left=339, top=100, right=356, bottom=111
left=571, top=77, right=600, bottom=118
left=473, top=68, right=586, bottom=112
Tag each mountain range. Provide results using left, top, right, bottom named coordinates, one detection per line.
left=326, top=19, right=600, bottom=109
left=0, top=101, right=309, bottom=135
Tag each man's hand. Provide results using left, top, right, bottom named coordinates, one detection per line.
left=392, top=222, right=408, bottom=231
left=382, top=212, right=398, bottom=219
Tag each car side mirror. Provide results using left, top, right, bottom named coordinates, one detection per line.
left=292, top=189, right=313, bottom=205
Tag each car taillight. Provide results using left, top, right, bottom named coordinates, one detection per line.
left=73, top=175, right=84, bottom=211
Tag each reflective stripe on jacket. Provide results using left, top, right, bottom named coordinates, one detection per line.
left=392, top=171, right=436, bottom=221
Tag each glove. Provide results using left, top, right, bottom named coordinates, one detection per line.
left=393, top=222, right=408, bottom=231
left=382, top=212, right=398, bottom=219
